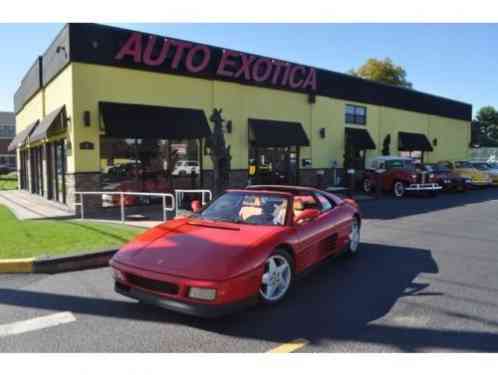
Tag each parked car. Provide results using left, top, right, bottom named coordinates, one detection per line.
left=0, top=164, right=16, bottom=175
left=438, top=161, right=491, bottom=188
left=469, top=161, right=498, bottom=186
left=362, top=156, right=441, bottom=198
left=172, top=160, right=200, bottom=176
left=421, top=163, right=469, bottom=192
left=110, top=185, right=361, bottom=317
left=102, top=174, right=171, bottom=207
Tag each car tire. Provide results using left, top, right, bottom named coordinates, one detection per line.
left=259, top=249, right=294, bottom=305
left=362, top=178, right=373, bottom=194
left=344, top=216, right=361, bottom=257
left=393, top=180, right=406, bottom=198
left=179, top=171, right=187, bottom=177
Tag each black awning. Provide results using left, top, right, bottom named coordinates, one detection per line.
left=29, top=105, right=66, bottom=143
left=249, top=118, right=310, bottom=147
left=345, top=127, right=376, bottom=150
left=7, top=120, right=39, bottom=151
left=398, top=131, right=433, bottom=152
left=100, top=102, right=211, bottom=139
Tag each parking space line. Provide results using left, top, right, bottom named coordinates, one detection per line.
left=0, top=312, right=76, bottom=338
left=267, top=338, right=309, bottom=353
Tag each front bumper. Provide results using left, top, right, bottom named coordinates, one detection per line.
left=115, top=281, right=257, bottom=318
left=405, top=183, right=442, bottom=192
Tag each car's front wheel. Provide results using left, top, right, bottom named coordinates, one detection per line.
left=393, top=180, right=406, bottom=198
left=344, top=216, right=361, bottom=257
left=259, top=249, right=294, bottom=304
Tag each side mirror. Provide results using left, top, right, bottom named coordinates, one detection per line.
left=191, top=200, right=202, bottom=213
left=294, top=208, right=321, bottom=224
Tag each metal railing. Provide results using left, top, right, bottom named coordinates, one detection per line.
left=174, top=189, right=213, bottom=216
left=75, top=191, right=175, bottom=222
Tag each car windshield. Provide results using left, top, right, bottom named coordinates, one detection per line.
left=385, top=159, right=415, bottom=170
left=472, top=162, right=490, bottom=170
left=455, top=161, right=473, bottom=168
left=427, top=164, right=450, bottom=172
left=198, top=192, right=288, bottom=226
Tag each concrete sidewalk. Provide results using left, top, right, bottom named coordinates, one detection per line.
left=0, top=190, right=74, bottom=220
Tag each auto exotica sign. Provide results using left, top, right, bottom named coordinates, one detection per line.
left=114, top=32, right=317, bottom=92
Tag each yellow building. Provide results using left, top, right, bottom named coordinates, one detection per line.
left=10, top=23, right=472, bottom=211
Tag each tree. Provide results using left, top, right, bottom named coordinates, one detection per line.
left=474, top=106, right=498, bottom=144
left=349, top=58, right=413, bottom=89
left=206, top=108, right=232, bottom=196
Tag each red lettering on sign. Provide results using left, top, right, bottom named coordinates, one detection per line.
left=302, top=68, right=317, bottom=91
left=252, top=58, right=273, bottom=82
left=115, top=32, right=143, bottom=63
left=289, top=66, right=306, bottom=89
left=185, top=45, right=211, bottom=73
left=271, top=60, right=285, bottom=85
left=216, top=50, right=238, bottom=77
left=143, top=36, right=170, bottom=66
left=234, top=53, right=256, bottom=80
left=281, top=64, right=291, bottom=86
left=170, top=40, right=192, bottom=70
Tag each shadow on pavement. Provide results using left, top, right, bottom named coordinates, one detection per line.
left=3, top=242, right=498, bottom=351
left=359, top=188, right=498, bottom=220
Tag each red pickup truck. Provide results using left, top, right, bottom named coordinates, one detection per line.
left=362, top=156, right=442, bottom=198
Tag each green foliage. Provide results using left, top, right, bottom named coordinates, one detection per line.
left=349, top=58, right=413, bottom=89
left=471, top=106, right=498, bottom=147
left=0, top=177, right=17, bottom=191
left=0, top=205, right=143, bottom=259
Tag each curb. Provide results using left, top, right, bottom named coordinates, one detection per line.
left=0, top=249, right=118, bottom=274
left=0, top=258, right=35, bottom=273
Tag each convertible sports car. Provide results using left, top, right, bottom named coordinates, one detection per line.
left=110, top=185, right=361, bottom=317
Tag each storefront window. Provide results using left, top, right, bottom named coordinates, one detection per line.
left=100, top=136, right=201, bottom=205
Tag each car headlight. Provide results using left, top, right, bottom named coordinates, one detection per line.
left=188, top=287, right=216, bottom=301
left=444, top=179, right=451, bottom=183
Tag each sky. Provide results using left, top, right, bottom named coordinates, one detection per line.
left=0, top=23, right=497, bottom=117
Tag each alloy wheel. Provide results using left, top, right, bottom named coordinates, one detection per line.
left=349, top=218, right=360, bottom=253
left=260, top=254, right=292, bottom=302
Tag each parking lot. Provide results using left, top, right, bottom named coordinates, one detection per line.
left=1, top=188, right=498, bottom=352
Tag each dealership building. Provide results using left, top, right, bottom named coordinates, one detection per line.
left=11, top=23, right=472, bottom=211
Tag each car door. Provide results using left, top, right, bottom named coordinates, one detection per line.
left=293, top=193, right=340, bottom=270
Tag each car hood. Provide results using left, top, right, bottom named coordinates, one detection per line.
left=113, top=218, right=285, bottom=280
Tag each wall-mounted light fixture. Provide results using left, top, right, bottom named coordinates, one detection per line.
left=433, top=138, right=438, bottom=147
left=225, top=120, right=232, bottom=134
left=56, top=45, right=68, bottom=59
left=83, top=111, right=91, bottom=127
left=319, top=128, right=326, bottom=139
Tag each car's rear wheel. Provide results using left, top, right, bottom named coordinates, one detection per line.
left=344, top=216, right=361, bottom=257
left=259, top=249, right=294, bottom=304
left=393, top=181, right=406, bottom=198
left=363, top=178, right=373, bottom=194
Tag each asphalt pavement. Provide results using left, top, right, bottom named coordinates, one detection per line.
left=1, top=188, right=498, bottom=352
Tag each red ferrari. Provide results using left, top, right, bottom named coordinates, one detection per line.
left=110, top=185, right=361, bottom=317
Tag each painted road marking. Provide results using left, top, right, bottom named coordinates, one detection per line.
left=268, top=338, right=309, bottom=353
left=0, top=312, right=76, bottom=337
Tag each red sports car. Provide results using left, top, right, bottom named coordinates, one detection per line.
left=110, top=185, right=361, bottom=317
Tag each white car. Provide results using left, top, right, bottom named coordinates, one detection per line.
left=172, top=160, right=200, bottom=176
